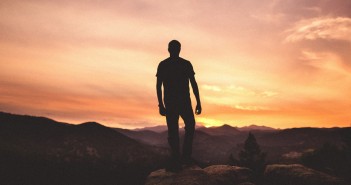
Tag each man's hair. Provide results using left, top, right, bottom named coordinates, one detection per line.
left=168, top=40, right=181, bottom=50
left=168, top=40, right=181, bottom=54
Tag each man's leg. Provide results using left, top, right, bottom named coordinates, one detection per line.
left=165, top=106, right=180, bottom=160
left=180, top=103, right=195, bottom=160
left=165, top=105, right=182, bottom=172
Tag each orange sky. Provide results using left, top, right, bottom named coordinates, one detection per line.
left=1, top=0, right=351, bottom=129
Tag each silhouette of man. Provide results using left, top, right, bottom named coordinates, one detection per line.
left=156, top=40, right=202, bottom=172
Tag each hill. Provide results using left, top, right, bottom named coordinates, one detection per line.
left=238, top=124, right=276, bottom=132
left=0, top=112, right=167, bottom=185
left=134, top=125, right=168, bottom=132
left=1, top=111, right=350, bottom=184
left=197, top=124, right=241, bottom=136
left=114, top=123, right=350, bottom=165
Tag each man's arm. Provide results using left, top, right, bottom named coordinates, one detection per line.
left=156, top=77, right=166, bottom=116
left=189, top=76, right=202, bottom=115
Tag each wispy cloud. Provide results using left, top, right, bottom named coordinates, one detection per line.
left=233, top=104, right=273, bottom=111
left=285, top=17, right=351, bottom=42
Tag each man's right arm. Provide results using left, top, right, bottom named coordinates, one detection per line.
left=190, top=76, right=202, bottom=115
left=156, top=77, right=166, bottom=116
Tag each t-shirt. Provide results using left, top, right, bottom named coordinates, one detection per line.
left=156, top=57, right=195, bottom=104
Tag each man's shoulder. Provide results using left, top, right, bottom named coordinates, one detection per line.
left=158, top=57, right=191, bottom=66
left=179, top=57, right=191, bottom=64
left=179, top=57, right=193, bottom=69
left=158, top=58, right=171, bottom=66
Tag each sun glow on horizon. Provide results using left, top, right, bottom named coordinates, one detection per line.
left=197, top=117, right=226, bottom=128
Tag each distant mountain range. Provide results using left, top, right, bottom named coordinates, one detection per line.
left=115, top=122, right=350, bottom=164
left=199, top=124, right=243, bottom=135
left=134, top=124, right=276, bottom=133
left=133, top=125, right=168, bottom=132
left=1, top=111, right=350, bottom=184
left=237, top=124, right=277, bottom=131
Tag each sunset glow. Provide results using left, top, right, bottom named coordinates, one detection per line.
left=1, top=0, right=351, bottom=129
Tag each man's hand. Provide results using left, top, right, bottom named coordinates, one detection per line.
left=159, top=105, right=166, bottom=116
left=195, top=104, right=202, bottom=115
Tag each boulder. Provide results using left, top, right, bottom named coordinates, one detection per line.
left=238, top=183, right=255, bottom=185
left=204, top=165, right=252, bottom=185
left=145, top=165, right=254, bottom=185
left=145, top=165, right=212, bottom=185
left=264, top=164, right=346, bottom=185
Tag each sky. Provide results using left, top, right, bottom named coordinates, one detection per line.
left=1, top=0, right=351, bottom=129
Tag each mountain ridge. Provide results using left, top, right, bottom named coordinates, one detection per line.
left=0, top=111, right=167, bottom=185
left=1, top=111, right=350, bottom=184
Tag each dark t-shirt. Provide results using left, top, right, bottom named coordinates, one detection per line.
left=156, top=57, right=195, bottom=104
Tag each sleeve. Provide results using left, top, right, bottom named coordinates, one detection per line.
left=156, top=63, right=163, bottom=78
left=187, top=62, right=195, bottom=77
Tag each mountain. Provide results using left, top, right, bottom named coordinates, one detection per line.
left=133, top=123, right=275, bottom=135
left=114, top=128, right=167, bottom=146
left=238, top=124, right=276, bottom=132
left=0, top=112, right=167, bottom=185
left=243, top=127, right=350, bottom=163
left=1, top=111, right=350, bottom=184
left=197, top=124, right=241, bottom=136
left=258, top=127, right=346, bottom=147
left=133, top=124, right=204, bottom=133
left=114, top=126, right=242, bottom=164
left=134, top=125, right=168, bottom=132
left=113, top=122, right=350, bottom=165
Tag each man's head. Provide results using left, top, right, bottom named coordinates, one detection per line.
left=168, top=40, right=181, bottom=57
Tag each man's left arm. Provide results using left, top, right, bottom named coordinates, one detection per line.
left=190, top=76, right=202, bottom=115
left=156, top=77, right=166, bottom=116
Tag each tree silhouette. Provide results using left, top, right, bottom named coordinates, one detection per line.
left=301, top=143, right=344, bottom=175
left=239, top=132, right=266, bottom=177
left=301, top=129, right=351, bottom=183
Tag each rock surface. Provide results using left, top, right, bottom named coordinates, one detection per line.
left=204, top=165, right=252, bottom=185
left=146, top=164, right=348, bottom=185
left=145, top=165, right=253, bottom=185
left=264, top=164, right=346, bottom=185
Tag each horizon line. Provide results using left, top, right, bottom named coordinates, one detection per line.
left=1, top=110, right=350, bottom=130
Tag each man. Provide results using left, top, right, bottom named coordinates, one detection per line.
left=156, top=40, right=202, bottom=172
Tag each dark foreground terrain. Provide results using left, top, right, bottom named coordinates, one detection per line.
left=0, top=112, right=167, bottom=185
left=1, top=111, right=350, bottom=184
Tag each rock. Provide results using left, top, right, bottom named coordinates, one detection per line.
left=145, top=168, right=210, bottom=185
left=238, top=183, right=255, bottom=185
left=204, top=165, right=252, bottom=185
left=146, top=165, right=254, bottom=185
left=264, top=164, right=346, bottom=185
left=145, top=165, right=212, bottom=185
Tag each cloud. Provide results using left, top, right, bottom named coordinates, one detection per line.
left=202, top=84, right=278, bottom=98
left=285, top=16, right=351, bottom=69
left=201, top=84, right=279, bottom=115
left=250, top=13, right=285, bottom=24
left=233, top=104, right=273, bottom=111
left=285, top=17, right=351, bottom=42
left=261, top=91, right=278, bottom=97
left=202, top=84, right=222, bottom=92
left=299, top=50, right=351, bottom=76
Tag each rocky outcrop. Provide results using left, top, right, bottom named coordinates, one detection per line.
left=204, top=165, right=252, bottom=185
left=146, top=164, right=348, bottom=185
left=264, top=164, right=346, bottom=185
left=145, top=165, right=253, bottom=185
